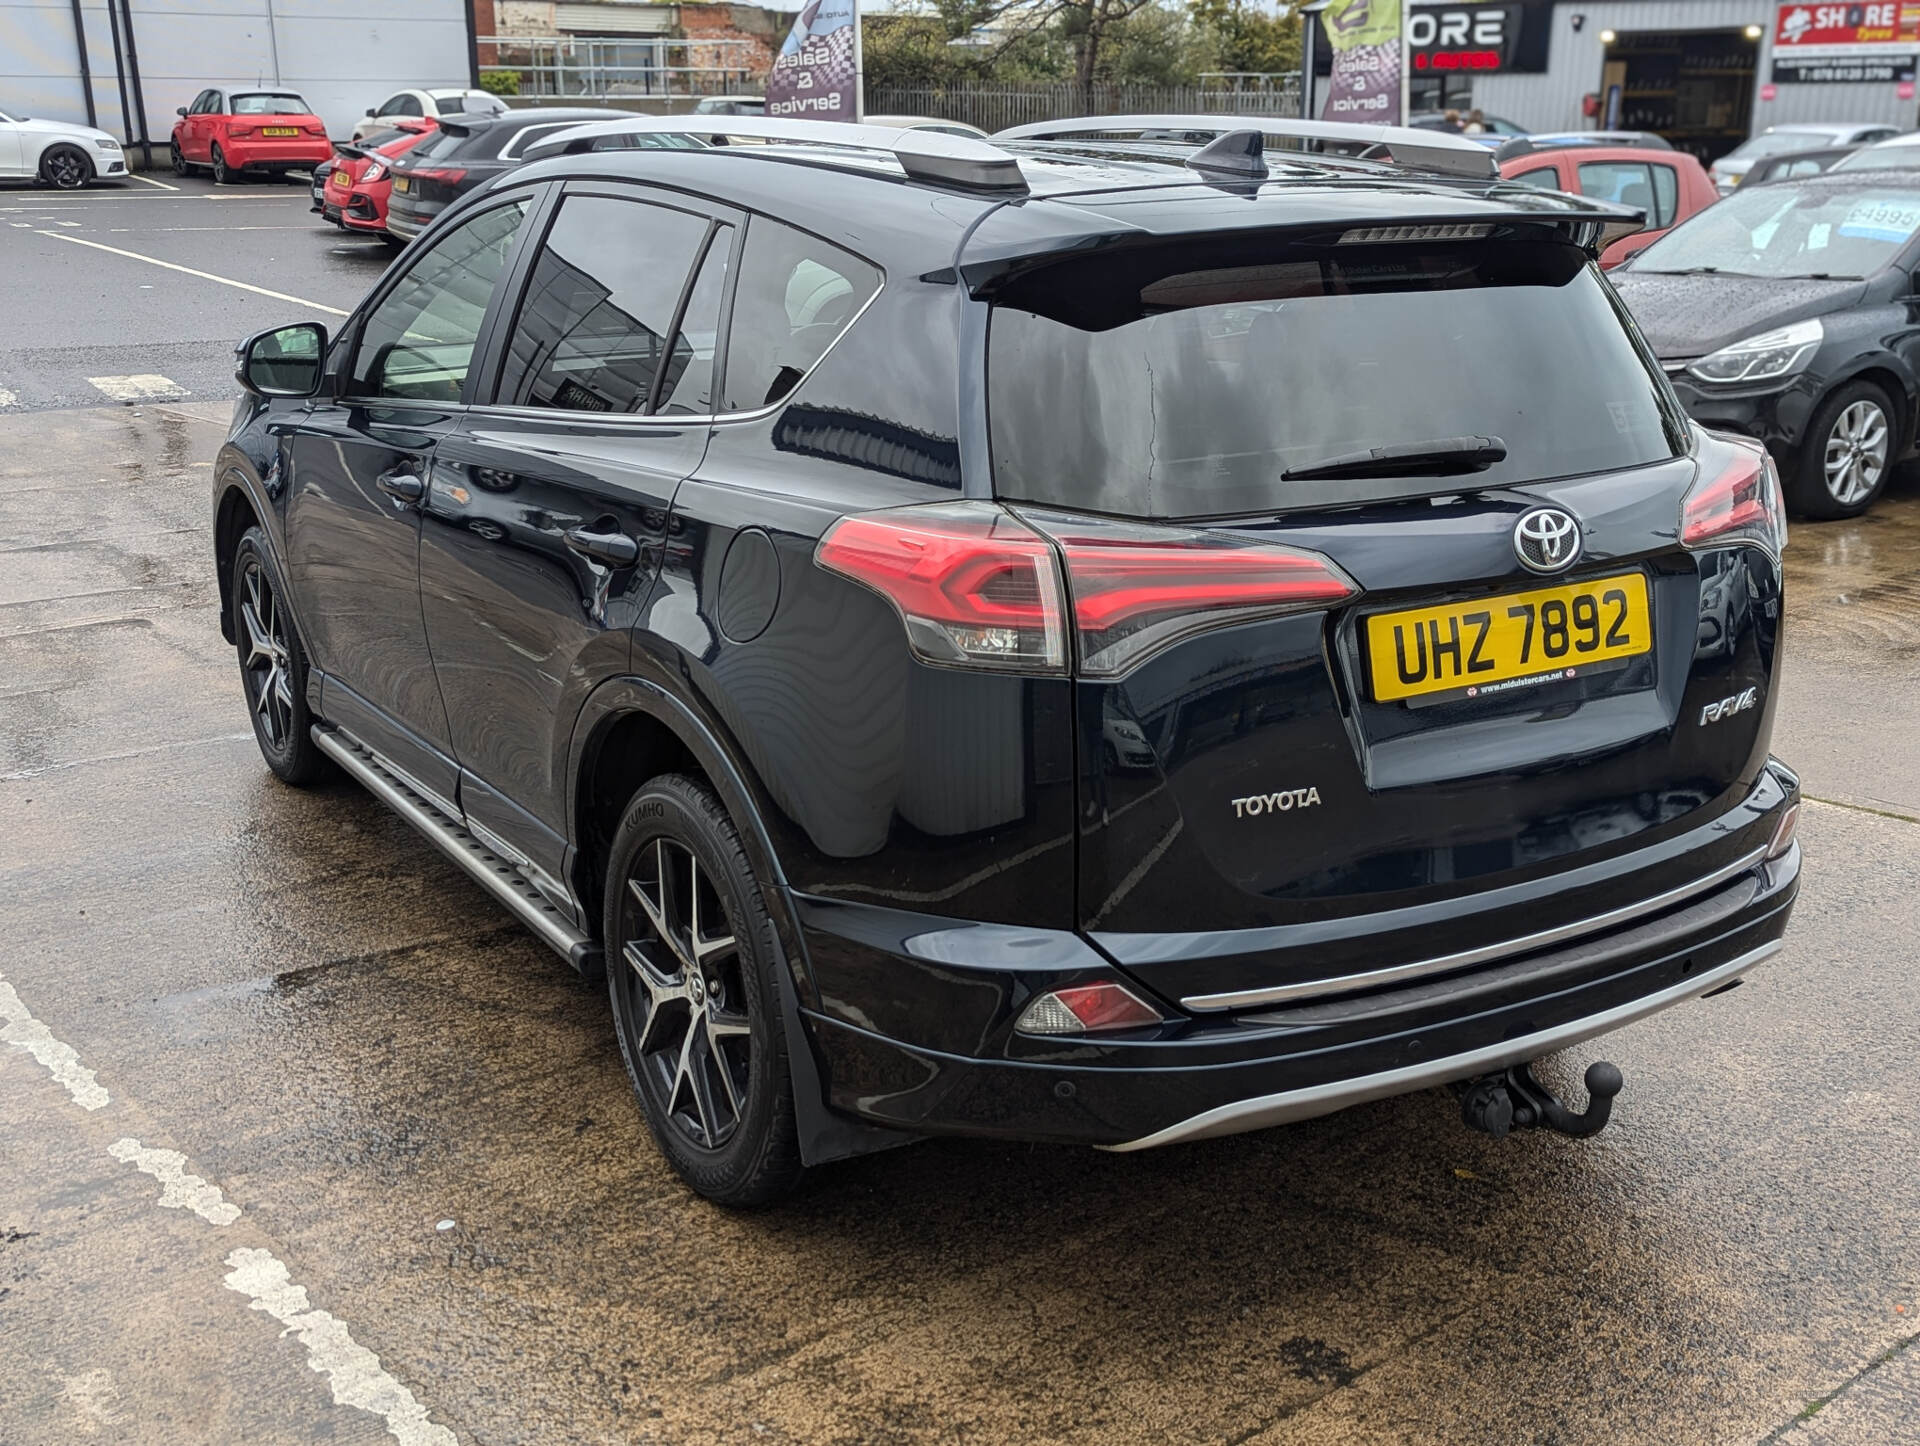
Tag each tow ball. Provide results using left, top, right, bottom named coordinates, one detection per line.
left=1457, top=1060, right=1625, bottom=1140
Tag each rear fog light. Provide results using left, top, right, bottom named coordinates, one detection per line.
left=1016, top=981, right=1163, bottom=1036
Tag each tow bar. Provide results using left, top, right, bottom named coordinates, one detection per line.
left=1457, top=1060, right=1625, bottom=1140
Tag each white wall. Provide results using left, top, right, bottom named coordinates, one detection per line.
left=1, top=0, right=474, bottom=143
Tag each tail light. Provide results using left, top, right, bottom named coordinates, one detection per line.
left=1030, top=512, right=1359, bottom=677
left=1680, top=440, right=1787, bottom=559
left=817, top=503, right=1357, bottom=678
left=363, top=161, right=388, bottom=183
left=815, top=503, right=1067, bottom=672
left=230, top=125, right=252, bottom=137
left=411, top=167, right=468, bottom=186
left=1016, top=981, right=1162, bottom=1036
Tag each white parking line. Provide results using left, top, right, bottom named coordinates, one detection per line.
left=40, top=232, right=348, bottom=316
left=88, top=374, right=188, bottom=403
left=225, top=1250, right=458, bottom=1446
left=108, top=1138, right=242, bottom=1225
left=128, top=172, right=179, bottom=191
left=0, top=971, right=109, bottom=1109
left=1, top=965, right=460, bottom=1445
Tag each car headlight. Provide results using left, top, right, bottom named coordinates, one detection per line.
left=1686, top=318, right=1823, bottom=384
left=94, top=137, right=122, bottom=151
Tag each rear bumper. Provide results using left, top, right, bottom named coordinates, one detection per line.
left=798, top=784, right=1799, bottom=1149
left=225, top=138, right=332, bottom=169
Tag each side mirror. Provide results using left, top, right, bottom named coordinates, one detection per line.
left=235, top=322, right=328, bottom=399
left=366, top=107, right=377, bottom=117
left=176, top=106, right=188, bottom=116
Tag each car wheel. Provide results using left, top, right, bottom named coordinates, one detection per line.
left=1791, top=379, right=1896, bottom=519
left=170, top=140, right=191, bottom=176
left=211, top=143, right=235, bottom=185
left=231, top=527, right=327, bottom=786
left=40, top=145, right=92, bottom=190
left=605, top=774, right=804, bottom=1206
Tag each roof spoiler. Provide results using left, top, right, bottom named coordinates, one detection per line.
left=993, top=114, right=1500, bottom=180
left=521, top=115, right=1030, bottom=194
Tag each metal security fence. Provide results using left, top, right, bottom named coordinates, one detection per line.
left=864, top=79, right=1303, bottom=133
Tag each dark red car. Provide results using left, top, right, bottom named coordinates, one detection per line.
left=323, top=120, right=436, bottom=240
left=172, top=89, right=331, bottom=183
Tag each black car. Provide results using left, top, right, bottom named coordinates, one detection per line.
left=213, top=116, right=1799, bottom=1204
left=383, top=107, right=635, bottom=241
left=1613, top=171, right=1920, bottom=518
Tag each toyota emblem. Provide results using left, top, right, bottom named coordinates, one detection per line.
left=1513, top=506, right=1583, bottom=574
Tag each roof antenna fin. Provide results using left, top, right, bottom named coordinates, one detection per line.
left=1186, top=128, right=1267, bottom=181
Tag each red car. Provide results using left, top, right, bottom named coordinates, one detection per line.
left=1498, top=143, right=1718, bottom=268
left=171, top=89, right=331, bottom=184
left=324, top=120, right=436, bottom=240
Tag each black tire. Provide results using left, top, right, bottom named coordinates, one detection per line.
left=211, top=143, right=235, bottom=185
left=40, top=144, right=92, bottom=190
left=170, top=140, right=191, bottom=176
left=1788, top=379, right=1897, bottom=519
left=230, top=527, right=327, bottom=786
left=605, top=775, right=804, bottom=1206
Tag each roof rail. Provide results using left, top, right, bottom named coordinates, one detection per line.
left=993, top=115, right=1499, bottom=180
left=522, top=115, right=1029, bottom=194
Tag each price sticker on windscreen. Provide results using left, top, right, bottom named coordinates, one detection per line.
left=1839, top=198, right=1920, bottom=243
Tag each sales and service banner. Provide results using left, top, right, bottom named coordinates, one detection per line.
left=1320, top=0, right=1406, bottom=124
left=1773, top=2, right=1920, bottom=57
left=766, top=0, right=861, bottom=122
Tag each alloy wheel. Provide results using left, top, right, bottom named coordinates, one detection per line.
left=239, top=558, right=294, bottom=751
left=619, top=837, right=752, bottom=1150
left=1824, top=398, right=1888, bottom=507
left=45, top=149, right=87, bottom=189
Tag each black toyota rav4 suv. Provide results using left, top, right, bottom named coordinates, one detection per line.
left=213, top=115, right=1799, bottom=1204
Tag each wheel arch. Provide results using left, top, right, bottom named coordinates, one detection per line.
left=213, top=473, right=263, bottom=645
left=567, top=676, right=913, bottom=1167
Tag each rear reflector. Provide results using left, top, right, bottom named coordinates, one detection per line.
left=1016, top=981, right=1163, bottom=1036
left=1681, top=440, right=1786, bottom=558
left=1768, top=800, right=1800, bottom=860
left=1032, top=512, right=1359, bottom=677
left=815, top=502, right=1067, bottom=672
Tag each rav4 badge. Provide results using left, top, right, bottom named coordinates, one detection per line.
left=1700, top=687, right=1758, bottom=726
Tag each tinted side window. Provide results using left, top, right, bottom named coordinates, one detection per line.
left=658, top=226, right=732, bottom=415
left=351, top=200, right=529, bottom=402
left=499, top=123, right=577, bottom=159
left=496, top=195, right=710, bottom=413
left=1648, top=162, right=1679, bottom=228
left=721, top=219, right=881, bottom=411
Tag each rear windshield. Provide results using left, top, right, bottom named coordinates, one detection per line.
left=987, top=237, right=1684, bottom=517
left=408, top=127, right=473, bottom=161
left=232, top=93, right=309, bottom=115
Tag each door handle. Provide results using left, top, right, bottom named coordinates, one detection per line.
left=377, top=468, right=425, bottom=502
left=563, top=527, right=640, bottom=567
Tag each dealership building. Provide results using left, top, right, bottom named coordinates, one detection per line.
left=1311, top=0, right=1920, bottom=161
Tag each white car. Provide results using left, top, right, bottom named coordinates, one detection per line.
left=1830, top=132, right=1920, bottom=172
left=863, top=114, right=989, bottom=139
left=0, top=107, right=127, bottom=188
left=1711, top=122, right=1901, bottom=193
left=350, top=88, right=507, bottom=142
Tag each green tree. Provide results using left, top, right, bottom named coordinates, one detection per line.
left=1188, top=0, right=1301, bottom=76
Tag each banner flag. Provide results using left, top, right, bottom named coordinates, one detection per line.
left=1320, top=0, right=1405, bottom=124
left=766, top=0, right=862, bottom=122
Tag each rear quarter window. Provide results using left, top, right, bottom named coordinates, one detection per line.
left=720, top=219, right=881, bottom=412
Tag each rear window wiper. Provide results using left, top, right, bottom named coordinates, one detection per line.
left=1281, top=436, right=1507, bottom=482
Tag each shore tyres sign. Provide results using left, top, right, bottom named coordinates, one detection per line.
left=1774, top=2, right=1920, bottom=57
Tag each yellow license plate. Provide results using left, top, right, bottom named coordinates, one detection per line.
left=262, top=126, right=298, bottom=137
left=1366, top=572, right=1652, bottom=704
left=394, top=175, right=410, bottom=192
left=331, top=170, right=351, bottom=188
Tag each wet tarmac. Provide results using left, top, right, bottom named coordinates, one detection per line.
left=2, top=402, right=1918, bottom=1445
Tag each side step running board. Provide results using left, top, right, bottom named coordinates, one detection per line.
left=313, top=726, right=602, bottom=975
